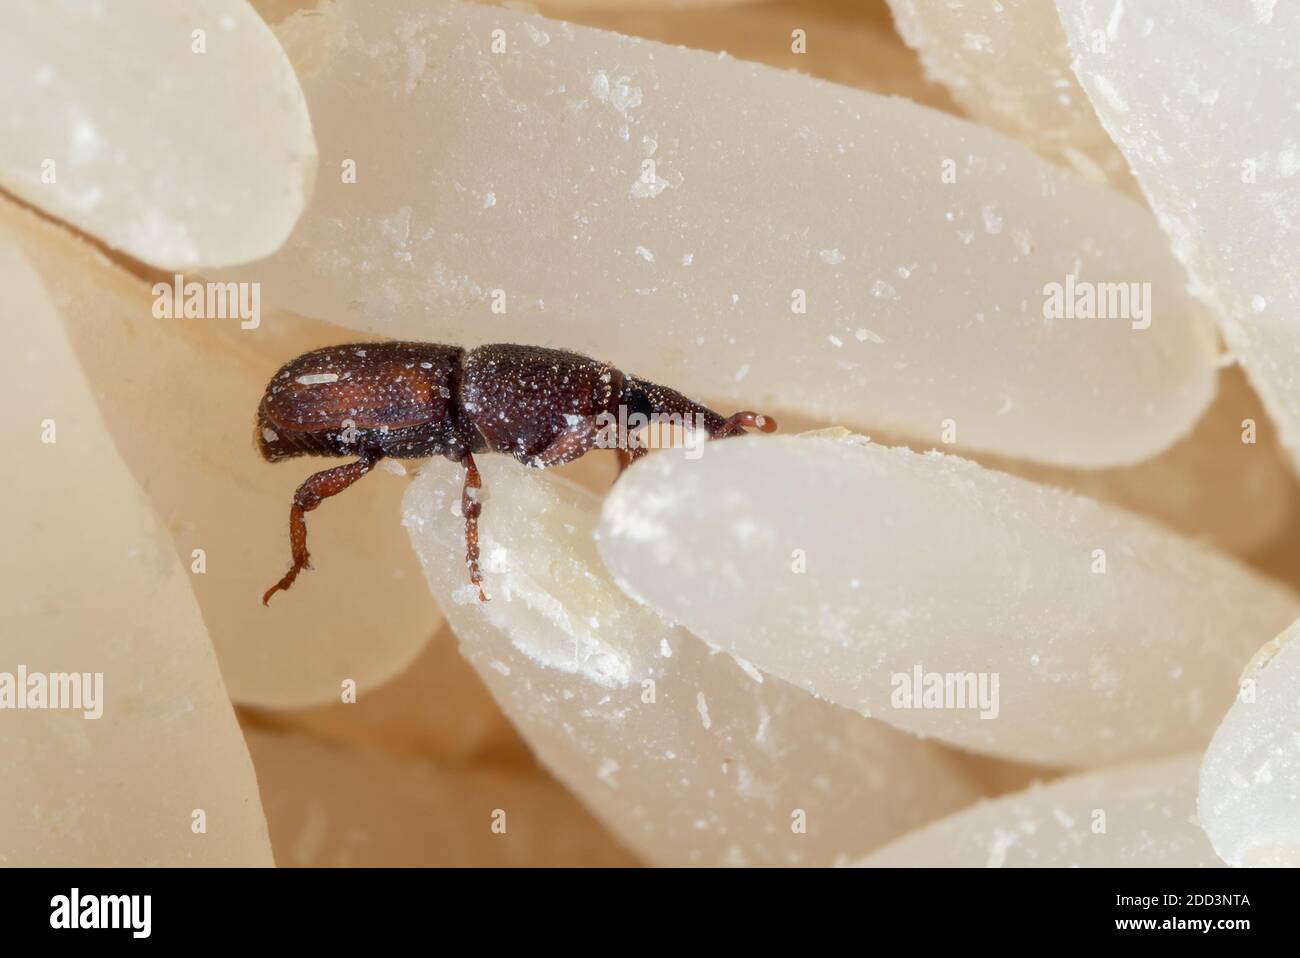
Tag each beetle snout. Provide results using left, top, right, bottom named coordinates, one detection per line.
left=713, top=410, right=778, bottom=440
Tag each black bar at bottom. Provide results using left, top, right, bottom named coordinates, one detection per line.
left=0, top=866, right=1283, bottom=945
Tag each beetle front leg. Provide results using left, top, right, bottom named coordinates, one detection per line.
left=262, top=451, right=381, bottom=605
left=616, top=445, right=649, bottom=475
left=461, top=452, right=488, bottom=602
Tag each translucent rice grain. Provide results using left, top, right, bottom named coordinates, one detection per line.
left=1199, top=624, right=1300, bottom=867
left=0, top=0, right=316, bottom=268
left=0, top=237, right=271, bottom=866
left=223, top=0, right=1220, bottom=469
left=0, top=199, right=442, bottom=709
left=885, top=0, right=1134, bottom=188
left=402, top=457, right=982, bottom=866
left=1059, top=1, right=1300, bottom=475
left=245, top=728, right=636, bottom=867
left=857, top=754, right=1222, bottom=867
left=596, top=433, right=1299, bottom=765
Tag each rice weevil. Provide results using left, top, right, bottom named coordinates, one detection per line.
left=257, top=342, right=777, bottom=604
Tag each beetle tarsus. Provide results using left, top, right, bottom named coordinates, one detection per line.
left=262, top=522, right=310, bottom=605
left=461, top=452, right=488, bottom=602
left=263, top=451, right=381, bottom=605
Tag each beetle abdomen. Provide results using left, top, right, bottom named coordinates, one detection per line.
left=262, top=342, right=462, bottom=431
left=258, top=342, right=464, bottom=461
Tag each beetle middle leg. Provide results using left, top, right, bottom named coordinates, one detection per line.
left=262, top=450, right=381, bottom=605
left=460, top=452, right=489, bottom=602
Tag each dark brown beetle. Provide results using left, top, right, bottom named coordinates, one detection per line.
left=256, top=342, right=777, bottom=605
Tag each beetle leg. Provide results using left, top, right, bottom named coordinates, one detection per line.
left=530, top=416, right=598, bottom=469
left=616, top=444, right=649, bottom=475
left=461, top=452, right=488, bottom=602
left=262, top=451, right=381, bottom=605
left=615, top=416, right=649, bottom=475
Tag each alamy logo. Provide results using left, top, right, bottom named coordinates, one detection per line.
left=0, top=665, right=103, bottom=719
left=50, top=888, right=151, bottom=938
left=890, top=665, right=1000, bottom=720
left=1042, top=274, right=1151, bottom=330
left=152, top=274, right=261, bottom=329
left=592, top=408, right=711, bottom=460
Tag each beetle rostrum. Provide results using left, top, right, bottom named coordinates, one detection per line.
left=256, top=341, right=778, bottom=605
